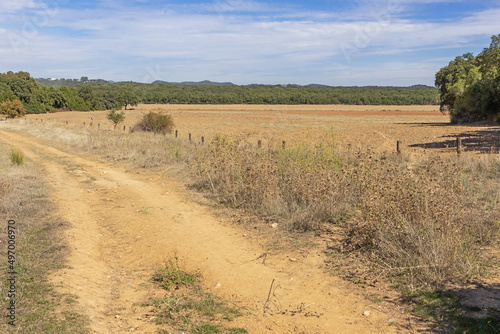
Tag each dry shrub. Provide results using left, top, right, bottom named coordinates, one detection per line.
left=196, top=136, right=357, bottom=231
left=0, top=100, right=26, bottom=118
left=346, top=154, right=500, bottom=289
left=132, top=112, right=174, bottom=135
left=196, top=135, right=500, bottom=288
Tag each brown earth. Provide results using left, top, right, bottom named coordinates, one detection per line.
left=0, top=128, right=410, bottom=333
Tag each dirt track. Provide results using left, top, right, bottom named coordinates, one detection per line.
left=0, top=128, right=408, bottom=333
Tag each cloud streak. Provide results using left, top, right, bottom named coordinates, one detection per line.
left=0, top=0, right=498, bottom=85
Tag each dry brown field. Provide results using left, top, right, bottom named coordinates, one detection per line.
left=26, top=104, right=500, bottom=154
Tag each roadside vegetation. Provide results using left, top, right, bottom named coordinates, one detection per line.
left=142, top=257, right=246, bottom=334
left=0, top=144, right=89, bottom=333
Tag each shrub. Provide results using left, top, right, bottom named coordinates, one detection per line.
left=9, top=147, right=24, bottom=165
left=132, top=112, right=174, bottom=135
left=106, top=109, right=125, bottom=127
left=0, top=100, right=26, bottom=118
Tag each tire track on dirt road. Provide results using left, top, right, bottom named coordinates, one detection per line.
left=0, top=129, right=407, bottom=333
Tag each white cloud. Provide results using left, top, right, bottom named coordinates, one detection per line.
left=0, top=1, right=499, bottom=85
left=0, top=0, right=39, bottom=13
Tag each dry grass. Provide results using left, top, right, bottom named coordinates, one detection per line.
left=0, top=144, right=89, bottom=333
left=2, top=118, right=500, bottom=292
left=344, top=153, right=500, bottom=289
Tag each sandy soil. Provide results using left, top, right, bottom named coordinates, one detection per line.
left=0, top=128, right=411, bottom=333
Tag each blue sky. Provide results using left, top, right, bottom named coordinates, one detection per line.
left=0, top=0, right=499, bottom=86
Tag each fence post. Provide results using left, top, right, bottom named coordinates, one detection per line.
left=397, top=140, right=402, bottom=154
left=175, top=130, right=178, bottom=138
left=258, top=140, right=262, bottom=148
left=123, top=125, right=126, bottom=131
left=201, top=136, right=205, bottom=144
left=282, top=140, right=286, bottom=149
left=98, top=123, right=101, bottom=129
left=189, top=133, right=192, bottom=142
left=83, top=121, right=85, bottom=126
left=457, top=138, right=462, bottom=155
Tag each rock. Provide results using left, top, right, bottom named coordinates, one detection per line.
left=388, top=317, right=396, bottom=323
left=271, top=223, right=278, bottom=229
left=363, top=311, right=370, bottom=316
left=289, top=258, right=297, bottom=262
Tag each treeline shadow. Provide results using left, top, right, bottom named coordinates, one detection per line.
left=406, top=123, right=500, bottom=153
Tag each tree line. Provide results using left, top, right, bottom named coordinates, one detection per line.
left=1, top=71, right=439, bottom=117
left=435, top=34, right=500, bottom=123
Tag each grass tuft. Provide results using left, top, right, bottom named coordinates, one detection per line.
left=144, top=257, right=246, bottom=334
left=9, top=147, right=24, bottom=165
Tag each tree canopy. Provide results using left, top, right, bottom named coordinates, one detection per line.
left=435, top=34, right=500, bottom=123
left=0, top=71, right=439, bottom=116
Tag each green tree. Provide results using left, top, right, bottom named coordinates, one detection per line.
left=107, top=109, right=126, bottom=128
left=436, top=34, right=500, bottom=123
left=119, top=89, right=139, bottom=110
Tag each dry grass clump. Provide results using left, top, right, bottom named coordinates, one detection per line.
left=85, top=130, right=189, bottom=168
left=345, top=154, right=500, bottom=288
left=195, top=135, right=356, bottom=231
left=9, top=147, right=24, bottom=165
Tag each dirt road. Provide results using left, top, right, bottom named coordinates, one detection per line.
left=0, top=129, right=408, bottom=333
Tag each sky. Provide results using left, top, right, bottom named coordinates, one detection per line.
left=0, top=0, right=499, bottom=86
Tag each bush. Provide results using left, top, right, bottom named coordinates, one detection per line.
left=106, top=109, right=125, bottom=126
left=0, top=100, right=26, bottom=118
left=9, top=147, right=24, bottom=165
left=132, top=112, right=174, bottom=135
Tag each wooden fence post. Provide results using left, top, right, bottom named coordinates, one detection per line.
left=175, top=130, right=178, bottom=138
left=189, top=133, right=192, bottom=142
left=457, top=138, right=462, bottom=155
left=201, top=136, right=205, bottom=144
left=258, top=140, right=262, bottom=148
left=397, top=140, right=402, bottom=154
left=83, top=121, right=85, bottom=126
left=282, top=140, right=286, bottom=149
left=123, top=125, right=126, bottom=131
